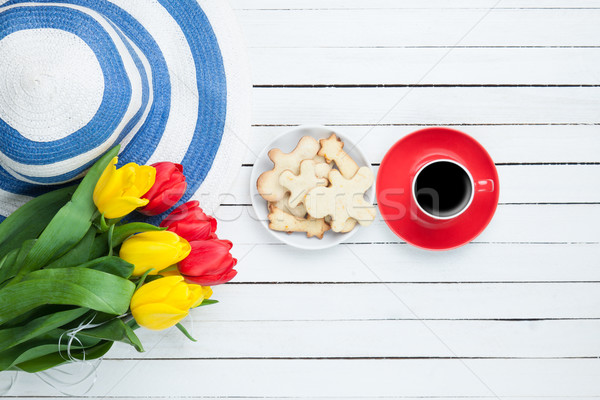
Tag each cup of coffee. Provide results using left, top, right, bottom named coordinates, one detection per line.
left=412, top=159, right=494, bottom=221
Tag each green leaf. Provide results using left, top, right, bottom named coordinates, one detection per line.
left=14, top=340, right=113, bottom=373
left=111, top=223, right=166, bottom=245
left=107, top=224, right=115, bottom=257
left=0, top=308, right=89, bottom=352
left=159, top=265, right=178, bottom=273
left=126, top=319, right=140, bottom=330
left=0, top=305, right=75, bottom=329
left=195, top=299, right=219, bottom=307
left=80, top=256, right=135, bottom=279
left=45, top=255, right=134, bottom=279
left=135, top=268, right=154, bottom=290
left=142, top=275, right=164, bottom=284
left=11, top=146, right=120, bottom=281
left=0, top=332, right=100, bottom=371
left=15, top=239, right=36, bottom=267
left=0, top=240, right=36, bottom=287
left=0, top=248, right=19, bottom=287
left=0, top=267, right=135, bottom=325
left=89, top=222, right=165, bottom=259
left=176, top=323, right=197, bottom=342
left=77, top=318, right=144, bottom=352
left=0, top=186, right=76, bottom=261
left=44, top=227, right=96, bottom=269
left=1, top=343, right=72, bottom=371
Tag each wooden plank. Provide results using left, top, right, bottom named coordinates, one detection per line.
left=10, top=398, right=598, bottom=400
left=251, top=87, right=600, bottom=125
left=243, top=125, right=600, bottom=164
left=497, top=165, right=600, bottom=203
left=6, top=3, right=600, bottom=400
left=13, top=359, right=600, bottom=397
left=230, top=243, right=600, bottom=283
left=11, top=398, right=599, bottom=400
left=10, top=398, right=600, bottom=400
left=229, top=164, right=600, bottom=204
left=232, top=0, right=600, bottom=10
left=195, top=283, right=600, bottom=321
left=108, top=320, right=600, bottom=359
left=212, top=205, right=600, bottom=244
left=236, top=9, right=600, bottom=47
left=250, top=48, right=600, bottom=85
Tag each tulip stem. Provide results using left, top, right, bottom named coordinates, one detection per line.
left=100, top=214, right=109, bottom=232
left=120, top=314, right=141, bottom=330
left=134, top=269, right=154, bottom=290
left=120, top=314, right=134, bottom=324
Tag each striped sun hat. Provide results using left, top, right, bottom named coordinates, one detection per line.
left=0, top=0, right=251, bottom=222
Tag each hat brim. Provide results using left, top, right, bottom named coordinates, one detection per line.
left=0, top=0, right=251, bottom=221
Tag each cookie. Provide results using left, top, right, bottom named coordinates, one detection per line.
left=318, top=133, right=359, bottom=179
left=325, top=216, right=357, bottom=233
left=279, top=160, right=329, bottom=208
left=305, top=167, right=376, bottom=232
left=269, top=193, right=307, bottom=218
left=257, top=136, right=320, bottom=202
left=313, top=155, right=333, bottom=179
left=268, top=205, right=330, bottom=239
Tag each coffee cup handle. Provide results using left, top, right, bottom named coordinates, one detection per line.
left=475, top=179, right=495, bottom=193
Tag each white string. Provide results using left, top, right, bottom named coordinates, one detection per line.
left=36, top=359, right=101, bottom=396
left=33, top=313, right=105, bottom=396
left=57, top=313, right=102, bottom=362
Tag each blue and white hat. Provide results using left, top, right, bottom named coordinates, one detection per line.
left=0, top=0, right=251, bottom=221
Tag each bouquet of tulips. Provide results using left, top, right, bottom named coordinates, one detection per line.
left=0, top=146, right=237, bottom=373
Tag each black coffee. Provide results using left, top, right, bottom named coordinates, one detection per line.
left=414, top=161, right=472, bottom=218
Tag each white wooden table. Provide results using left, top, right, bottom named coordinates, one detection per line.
left=9, top=0, right=600, bottom=398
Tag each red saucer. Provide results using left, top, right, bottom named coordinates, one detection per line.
left=376, top=127, right=499, bottom=250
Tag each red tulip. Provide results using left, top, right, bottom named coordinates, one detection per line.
left=160, top=201, right=217, bottom=242
left=178, top=239, right=238, bottom=286
left=139, top=162, right=187, bottom=216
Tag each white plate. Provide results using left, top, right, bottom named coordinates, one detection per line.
left=250, top=125, right=375, bottom=250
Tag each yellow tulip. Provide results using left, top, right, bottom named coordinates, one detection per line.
left=120, top=231, right=191, bottom=276
left=93, top=157, right=156, bottom=219
left=130, top=276, right=212, bottom=331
